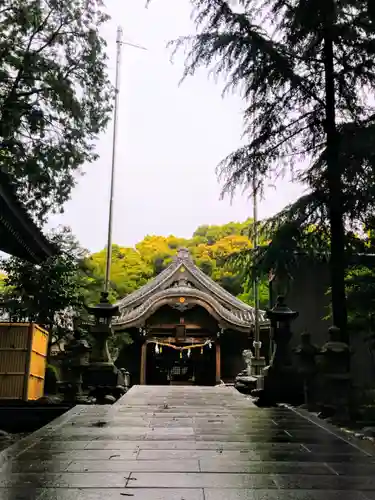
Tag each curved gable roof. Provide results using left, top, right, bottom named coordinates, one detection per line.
left=114, top=247, right=268, bottom=330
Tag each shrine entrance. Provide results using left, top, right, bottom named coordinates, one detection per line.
left=144, top=339, right=217, bottom=386
left=113, top=249, right=269, bottom=386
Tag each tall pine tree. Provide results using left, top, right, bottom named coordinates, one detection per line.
left=165, top=0, right=375, bottom=342
left=0, top=0, right=112, bottom=222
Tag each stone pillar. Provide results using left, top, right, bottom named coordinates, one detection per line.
left=320, top=326, right=351, bottom=421
left=140, top=342, right=147, bottom=385
left=215, top=341, right=221, bottom=383
left=294, top=332, right=319, bottom=410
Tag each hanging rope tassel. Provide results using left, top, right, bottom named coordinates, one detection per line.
left=180, top=351, right=182, bottom=359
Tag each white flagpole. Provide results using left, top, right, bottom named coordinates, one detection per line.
left=104, top=26, right=123, bottom=295
left=103, top=29, right=147, bottom=296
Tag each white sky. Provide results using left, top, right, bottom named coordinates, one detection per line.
left=49, top=0, right=305, bottom=252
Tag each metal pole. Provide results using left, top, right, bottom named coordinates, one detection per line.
left=104, top=26, right=123, bottom=294
left=253, top=170, right=261, bottom=366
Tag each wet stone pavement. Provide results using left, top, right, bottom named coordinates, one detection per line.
left=1, top=386, right=375, bottom=500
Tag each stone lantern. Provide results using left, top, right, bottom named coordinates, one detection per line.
left=252, top=296, right=301, bottom=405
left=320, top=325, right=351, bottom=420
left=267, top=295, right=298, bottom=366
left=86, top=292, right=125, bottom=403
left=61, top=327, right=91, bottom=403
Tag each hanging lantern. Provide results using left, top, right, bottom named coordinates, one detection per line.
left=155, top=343, right=159, bottom=354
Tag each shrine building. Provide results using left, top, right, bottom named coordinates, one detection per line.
left=114, top=248, right=269, bottom=386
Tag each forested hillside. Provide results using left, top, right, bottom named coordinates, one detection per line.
left=85, top=219, right=269, bottom=308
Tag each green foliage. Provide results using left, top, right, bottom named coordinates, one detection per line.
left=346, top=266, right=375, bottom=333
left=0, top=272, right=6, bottom=294
left=85, top=244, right=153, bottom=302
left=0, top=0, right=112, bottom=222
left=238, top=280, right=270, bottom=311
left=0, top=226, right=91, bottom=349
left=44, top=364, right=59, bottom=394
left=345, top=231, right=375, bottom=343
left=193, top=220, right=253, bottom=244
left=86, top=219, right=268, bottom=308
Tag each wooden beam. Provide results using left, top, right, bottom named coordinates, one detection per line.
left=148, top=324, right=204, bottom=330
left=147, top=336, right=211, bottom=345
left=140, top=342, right=147, bottom=385
left=215, top=341, right=221, bottom=383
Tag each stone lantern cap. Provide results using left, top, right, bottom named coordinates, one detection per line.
left=321, top=326, right=350, bottom=353
left=266, top=295, right=299, bottom=322
left=87, top=292, right=120, bottom=319
left=294, top=331, right=319, bottom=354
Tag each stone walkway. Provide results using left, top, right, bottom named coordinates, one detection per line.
left=1, top=385, right=375, bottom=499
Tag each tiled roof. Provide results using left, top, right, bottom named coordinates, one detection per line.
left=114, top=248, right=268, bottom=330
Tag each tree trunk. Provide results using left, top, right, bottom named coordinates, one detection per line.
left=323, top=0, right=348, bottom=343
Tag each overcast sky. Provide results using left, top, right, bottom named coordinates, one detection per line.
left=49, top=0, right=305, bottom=252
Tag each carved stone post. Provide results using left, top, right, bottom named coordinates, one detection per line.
left=252, top=296, right=301, bottom=405
left=294, top=332, right=319, bottom=410
left=320, top=326, right=351, bottom=421
left=120, top=368, right=131, bottom=389
left=61, top=329, right=91, bottom=403
left=242, top=349, right=254, bottom=377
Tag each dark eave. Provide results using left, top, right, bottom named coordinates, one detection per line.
left=0, top=170, right=57, bottom=263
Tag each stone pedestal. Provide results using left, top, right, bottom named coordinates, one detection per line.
left=319, top=326, right=351, bottom=421
left=294, top=332, right=319, bottom=410
left=86, top=292, right=125, bottom=403
left=252, top=296, right=302, bottom=406
left=234, top=349, right=259, bottom=394
left=86, top=363, right=125, bottom=403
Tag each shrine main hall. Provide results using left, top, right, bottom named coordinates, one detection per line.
left=114, top=248, right=268, bottom=386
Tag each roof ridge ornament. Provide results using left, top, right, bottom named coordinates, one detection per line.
left=175, top=247, right=192, bottom=262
